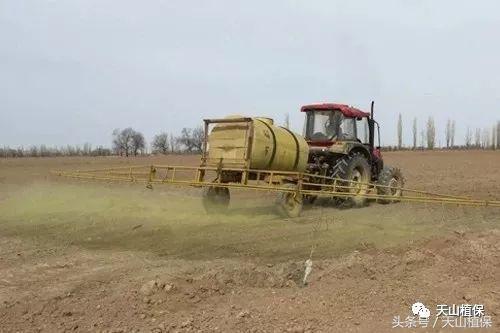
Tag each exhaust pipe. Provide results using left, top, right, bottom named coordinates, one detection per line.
left=370, top=101, right=374, bottom=119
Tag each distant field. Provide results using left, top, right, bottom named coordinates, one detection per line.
left=0, top=151, right=499, bottom=332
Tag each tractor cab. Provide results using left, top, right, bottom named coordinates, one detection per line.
left=302, top=103, right=372, bottom=146
left=301, top=102, right=383, bottom=182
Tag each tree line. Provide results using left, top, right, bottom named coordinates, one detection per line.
left=0, top=126, right=205, bottom=158
left=2, top=118, right=499, bottom=158
left=391, top=116, right=500, bottom=151
left=0, top=144, right=112, bottom=158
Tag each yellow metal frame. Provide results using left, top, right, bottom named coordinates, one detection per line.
left=200, top=117, right=254, bottom=171
left=53, top=165, right=500, bottom=208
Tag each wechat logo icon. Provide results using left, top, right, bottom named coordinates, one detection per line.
left=412, top=302, right=431, bottom=319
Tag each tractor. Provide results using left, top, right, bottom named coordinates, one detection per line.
left=302, top=101, right=404, bottom=206
left=198, top=100, right=404, bottom=216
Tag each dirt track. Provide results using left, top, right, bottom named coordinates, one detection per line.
left=0, top=151, right=499, bottom=332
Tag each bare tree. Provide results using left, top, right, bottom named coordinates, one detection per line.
left=474, top=128, right=481, bottom=148
left=169, top=133, right=178, bottom=153
left=177, top=126, right=204, bottom=153
left=445, top=119, right=451, bottom=148
left=91, top=146, right=111, bottom=156
left=284, top=113, right=290, bottom=129
left=497, top=121, right=500, bottom=149
left=397, top=114, right=402, bottom=149
left=465, top=127, right=472, bottom=148
left=491, top=125, right=497, bottom=150
left=152, top=132, right=169, bottom=154
left=131, top=131, right=145, bottom=156
left=112, top=128, right=129, bottom=156
left=83, top=143, right=92, bottom=156
left=178, top=128, right=191, bottom=152
left=192, top=126, right=204, bottom=152
left=450, top=120, right=456, bottom=148
left=112, top=128, right=143, bottom=156
left=481, top=128, right=489, bottom=149
left=426, top=117, right=436, bottom=150
left=420, top=129, right=426, bottom=149
left=412, top=117, right=417, bottom=149
left=120, top=128, right=135, bottom=156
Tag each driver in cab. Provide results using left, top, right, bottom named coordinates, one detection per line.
left=325, top=113, right=343, bottom=140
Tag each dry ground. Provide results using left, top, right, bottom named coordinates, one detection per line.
left=0, top=151, right=499, bottom=333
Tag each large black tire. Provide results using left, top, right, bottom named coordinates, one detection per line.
left=202, top=186, right=230, bottom=213
left=331, top=153, right=371, bottom=207
left=275, top=183, right=304, bottom=218
left=376, top=167, right=404, bottom=204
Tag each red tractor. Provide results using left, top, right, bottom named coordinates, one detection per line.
left=302, top=101, right=404, bottom=206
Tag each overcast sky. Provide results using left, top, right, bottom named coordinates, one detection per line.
left=1, top=0, right=499, bottom=148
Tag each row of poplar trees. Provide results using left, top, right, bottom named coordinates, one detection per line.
left=397, top=116, right=500, bottom=150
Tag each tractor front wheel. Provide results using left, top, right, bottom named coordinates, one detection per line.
left=331, top=153, right=371, bottom=207
left=202, top=186, right=230, bottom=213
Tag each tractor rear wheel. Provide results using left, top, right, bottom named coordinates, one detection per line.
left=376, top=167, right=404, bottom=204
left=331, top=153, right=371, bottom=207
left=276, top=183, right=303, bottom=218
left=202, top=186, right=230, bottom=213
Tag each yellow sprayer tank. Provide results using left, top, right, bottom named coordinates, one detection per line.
left=207, top=116, right=309, bottom=172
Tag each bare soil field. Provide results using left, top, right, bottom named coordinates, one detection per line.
left=0, top=151, right=499, bottom=333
